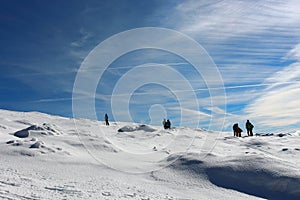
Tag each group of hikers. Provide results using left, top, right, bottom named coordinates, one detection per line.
left=162, top=119, right=171, bottom=129
left=104, top=114, right=173, bottom=130
left=233, top=120, right=254, bottom=137
left=104, top=113, right=254, bottom=137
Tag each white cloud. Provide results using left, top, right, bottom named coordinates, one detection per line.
left=285, top=43, right=300, bottom=61
left=70, top=28, right=94, bottom=48
left=245, top=84, right=300, bottom=127
left=155, top=0, right=300, bottom=131
left=244, top=44, right=300, bottom=128
left=70, top=1, right=300, bottom=131
left=174, top=0, right=300, bottom=38
left=158, top=0, right=300, bottom=87
left=171, top=107, right=211, bottom=117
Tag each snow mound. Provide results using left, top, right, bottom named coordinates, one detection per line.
left=13, top=123, right=62, bottom=138
left=6, top=137, right=63, bottom=156
left=206, top=165, right=300, bottom=200
left=117, top=125, right=135, bottom=132
left=168, top=153, right=300, bottom=200
left=166, top=153, right=207, bottom=174
left=290, top=130, right=300, bottom=136
left=118, top=124, right=156, bottom=132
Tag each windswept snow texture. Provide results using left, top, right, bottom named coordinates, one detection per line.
left=0, top=109, right=300, bottom=199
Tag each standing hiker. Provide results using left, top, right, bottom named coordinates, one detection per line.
left=104, top=113, right=109, bottom=126
left=162, top=119, right=167, bottom=129
left=245, top=120, right=254, bottom=136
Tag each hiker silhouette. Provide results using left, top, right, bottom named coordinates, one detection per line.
left=104, top=113, right=109, bottom=126
left=245, top=120, right=254, bottom=136
left=233, top=123, right=242, bottom=137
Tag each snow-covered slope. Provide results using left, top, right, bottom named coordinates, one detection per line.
left=0, top=109, right=299, bottom=199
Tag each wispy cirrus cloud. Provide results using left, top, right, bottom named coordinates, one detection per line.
left=244, top=44, right=300, bottom=129
left=26, top=1, right=300, bottom=131
left=153, top=0, right=300, bottom=131
left=285, top=43, right=300, bottom=61
left=172, top=0, right=300, bottom=38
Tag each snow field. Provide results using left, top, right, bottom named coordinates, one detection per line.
left=0, top=109, right=299, bottom=199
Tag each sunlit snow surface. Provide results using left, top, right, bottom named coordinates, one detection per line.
left=0, top=109, right=299, bottom=199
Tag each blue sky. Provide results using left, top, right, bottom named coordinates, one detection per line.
left=2, top=0, right=300, bottom=132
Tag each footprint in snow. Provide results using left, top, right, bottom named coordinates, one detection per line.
left=124, top=193, right=136, bottom=197
left=102, top=191, right=111, bottom=196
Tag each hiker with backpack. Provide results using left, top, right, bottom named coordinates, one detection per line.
left=162, top=119, right=171, bottom=129
left=233, top=123, right=242, bottom=137
left=165, top=119, right=171, bottom=129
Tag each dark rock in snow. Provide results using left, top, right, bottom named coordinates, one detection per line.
left=30, top=141, right=44, bottom=148
left=14, top=125, right=43, bottom=138
left=118, top=126, right=135, bottom=132
left=13, top=124, right=61, bottom=138
left=14, top=129, right=30, bottom=138
left=118, top=124, right=156, bottom=132
left=6, top=140, right=23, bottom=146
left=137, top=124, right=156, bottom=132
left=6, top=140, right=15, bottom=144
